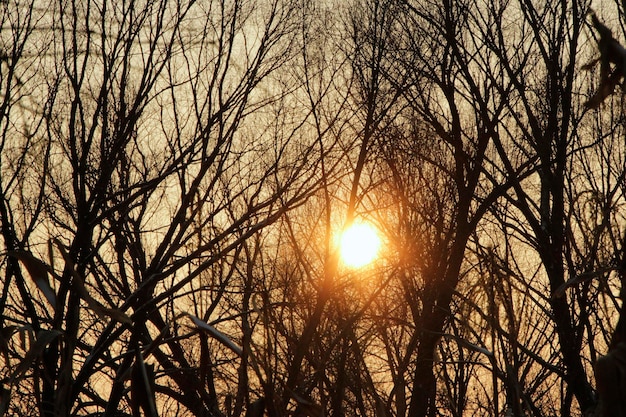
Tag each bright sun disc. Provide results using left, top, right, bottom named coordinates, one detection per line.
left=339, top=222, right=381, bottom=268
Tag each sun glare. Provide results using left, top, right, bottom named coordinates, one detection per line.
left=339, top=221, right=382, bottom=268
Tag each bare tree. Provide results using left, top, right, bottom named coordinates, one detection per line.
left=4, top=0, right=626, bottom=416
left=0, top=0, right=323, bottom=415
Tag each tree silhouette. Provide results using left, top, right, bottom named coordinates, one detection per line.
left=2, top=0, right=626, bottom=416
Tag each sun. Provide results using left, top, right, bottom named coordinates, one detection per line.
left=338, top=221, right=382, bottom=268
